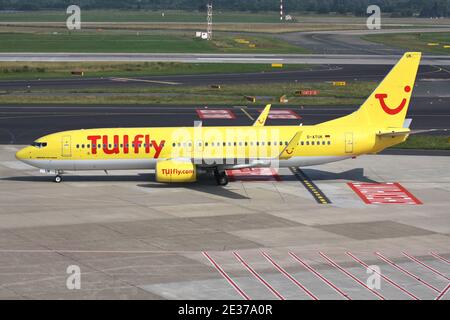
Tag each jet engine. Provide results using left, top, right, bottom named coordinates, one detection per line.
left=155, top=160, right=197, bottom=183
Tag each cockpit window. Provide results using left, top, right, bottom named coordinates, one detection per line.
left=31, top=142, right=47, bottom=148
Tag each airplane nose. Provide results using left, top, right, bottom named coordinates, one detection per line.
left=15, top=147, right=29, bottom=160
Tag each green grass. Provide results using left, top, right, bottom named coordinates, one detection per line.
left=0, top=32, right=307, bottom=54
left=394, top=135, right=450, bottom=150
left=0, top=9, right=287, bottom=23
left=0, top=62, right=312, bottom=80
left=363, top=32, right=450, bottom=55
left=0, top=81, right=376, bottom=106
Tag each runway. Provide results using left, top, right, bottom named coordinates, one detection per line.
left=1, top=52, right=450, bottom=65
left=1, top=64, right=449, bottom=90
left=0, top=97, right=448, bottom=144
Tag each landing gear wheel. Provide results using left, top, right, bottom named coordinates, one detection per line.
left=214, top=170, right=228, bottom=186
left=54, top=175, right=62, bottom=183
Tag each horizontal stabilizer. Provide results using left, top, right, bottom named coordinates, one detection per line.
left=377, top=128, right=410, bottom=137
left=410, top=128, right=449, bottom=135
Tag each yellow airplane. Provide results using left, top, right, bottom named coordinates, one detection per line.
left=16, top=52, right=421, bottom=185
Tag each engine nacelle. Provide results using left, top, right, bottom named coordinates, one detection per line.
left=155, top=160, right=197, bottom=183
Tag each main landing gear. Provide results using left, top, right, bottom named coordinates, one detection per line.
left=214, top=169, right=229, bottom=186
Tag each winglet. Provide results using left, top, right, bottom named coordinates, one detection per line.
left=253, top=104, right=271, bottom=126
left=279, top=131, right=302, bottom=160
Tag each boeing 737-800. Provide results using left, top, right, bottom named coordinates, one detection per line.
left=16, top=52, right=421, bottom=185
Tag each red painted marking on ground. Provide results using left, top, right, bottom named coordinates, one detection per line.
left=233, top=252, right=285, bottom=300
left=319, top=252, right=385, bottom=300
left=202, top=251, right=251, bottom=300
left=289, top=252, right=351, bottom=300
left=346, top=252, right=420, bottom=300
left=402, top=252, right=449, bottom=281
left=261, top=252, right=318, bottom=300
left=226, top=168, right=282, bottom=182
left=430, top=252, right=450, bottom=265
left=348, top=182, right=422, bottom=205
left=196, top=109, right=236, bottom=119
left=258, top=109, right=301, bottom=120
left=375, top=252, right=440, bottom=293
left=435, top=282, right=450, bottom=300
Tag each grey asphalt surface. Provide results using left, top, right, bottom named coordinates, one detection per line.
left=1, top=64, right=448, bottom=90
left=0, top=97, right=448, bottom=144
left=0, top=28, right=449, bottom=300
left=278, top=28, right=450, bottom=55
left=1, top=52, right=450, bottom=65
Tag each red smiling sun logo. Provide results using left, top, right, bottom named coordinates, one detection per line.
left=375, top=86, right=411, bottom=115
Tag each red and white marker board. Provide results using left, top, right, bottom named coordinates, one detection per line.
left=258, top=109, right=301, bottom=120
left=227, top=168, right=282, bottom=182
left=348, top=182, right=422, bottom=205
left=197, top=109, right=236, bottom=119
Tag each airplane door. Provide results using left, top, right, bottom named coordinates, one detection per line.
left=345, top=133, right=353, bottom=153
left=61, top=135, right=72, bottom=157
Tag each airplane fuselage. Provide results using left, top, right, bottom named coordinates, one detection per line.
left=15, top=124, right=405, bottom=171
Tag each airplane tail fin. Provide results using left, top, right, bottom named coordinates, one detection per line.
left=323, top=52, right=422, bottom=128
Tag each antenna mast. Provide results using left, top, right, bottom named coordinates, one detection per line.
left=207, top=1, right=213, bottom=40
left=280, top=0, right=284, bottom=21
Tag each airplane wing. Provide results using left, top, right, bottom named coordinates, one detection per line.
left=253, top=104, right=271, bottom=127
left=279, top=131, right=303, bottom=160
